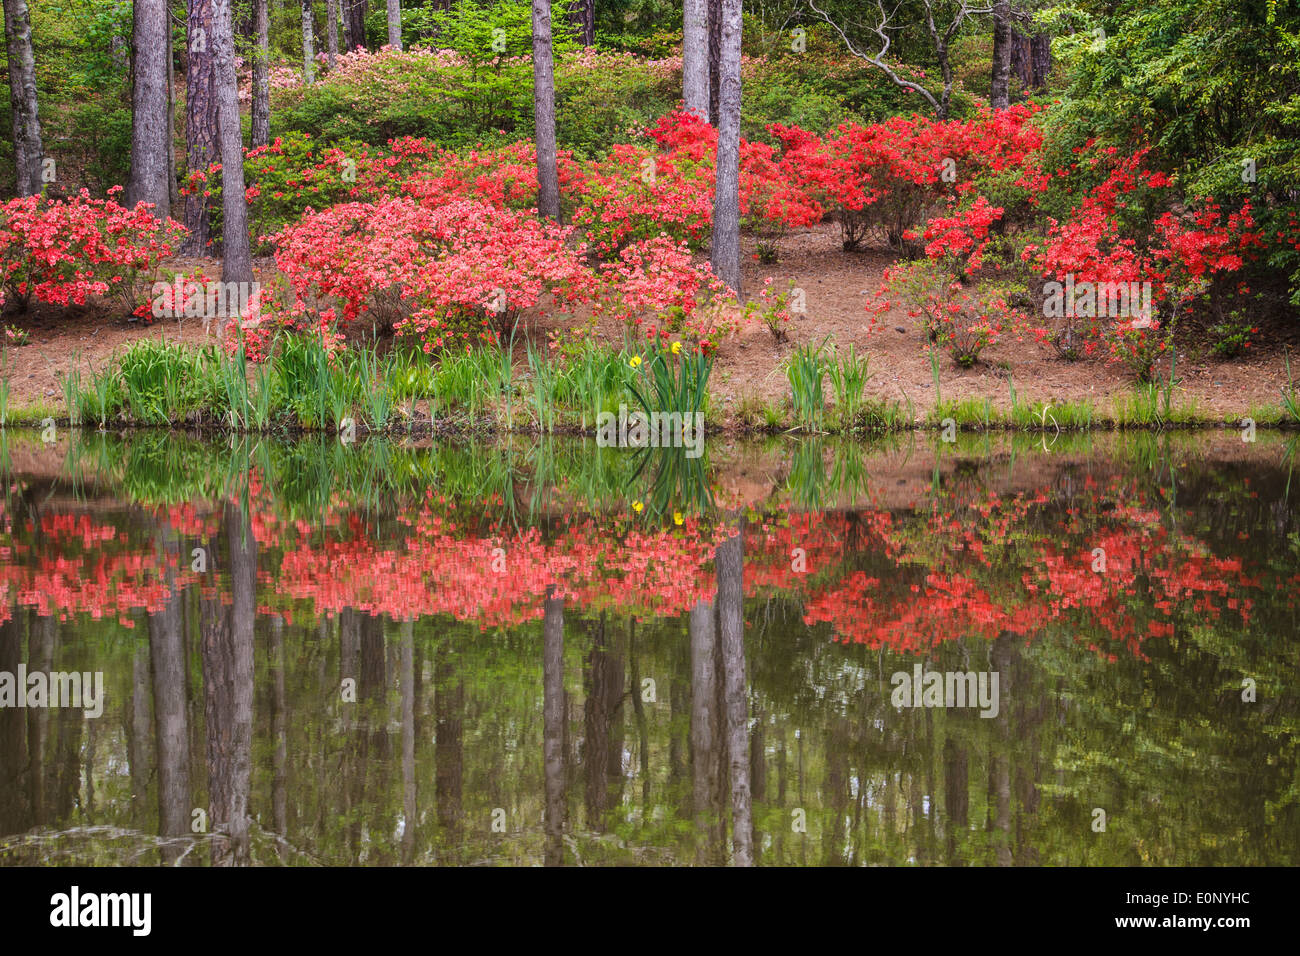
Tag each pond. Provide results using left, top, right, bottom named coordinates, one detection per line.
left=0, top=429, right=1296, bottom=866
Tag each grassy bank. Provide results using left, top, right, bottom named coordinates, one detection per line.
left=2, top=335, right=1299, bottom=439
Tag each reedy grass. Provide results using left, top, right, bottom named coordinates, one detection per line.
left=785, top=337, right=829, bottom=432
left=1283, top=348, right=1300, bottom=425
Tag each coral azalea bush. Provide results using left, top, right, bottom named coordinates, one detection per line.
left=0, top=188, right=185, bottom=314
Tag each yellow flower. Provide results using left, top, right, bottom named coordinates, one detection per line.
left=670, top=341, right=683, bottom=355
left=632, top=500, right=644, bottom=513
left=628, top=355, right=642, bottom=368
left=673, top=511, right=684, bottom=525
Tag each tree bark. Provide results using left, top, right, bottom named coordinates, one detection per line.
left=1010, top=26, right=1051, bottom=91
left=212, top=0, right=254, bottom=290
left=252, top=0, right=270, bottom=147
left=990, top=0, right=1013, bottom=110
left=127, top=0, right=171, bottom=217
left=2, top=0, right=43, bottom=197
left=531, top=0, right=560, bottom=221
left=166, top=18, right=179, bottom=208
left=202, top=503, right=256, bottom=867
left=183, top=0, right=219, bottom=257
left=716, top=526, right=752, bottom=866
left=301, top=0, right=316, bottom=83
left=326, top=0, right=339, bottom=68
left=709, top=0, right=742, bottom=296
left=399, top=619, right=416, bottom=862
left=682, top=0, right=709, bottom=121
left=542, top=592, right=566, bottom=866
left=344, top=0, right=367, bottom=51
left=387, top=0, right=401, bottom=49
left=689, top=599, right=721, bottom=863
left=148, top=546, right=190, bottom=864
left=567, top=0, right=593, bottom=45
left=707, top=0, right=721, bottom=124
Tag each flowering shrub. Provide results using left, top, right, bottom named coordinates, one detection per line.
left=268, top=196, right=596, bottom=350
left=0, top=188, right=185, bottom=314
left=595, top=235, right=738, bottom=350
left=744, top=277, right=800, bottom=343
left=872, top=258, right=1014, bottom=367
left=1020, top=143, right=1263, bottom=379
left=568, top=138, right=715, bottom=256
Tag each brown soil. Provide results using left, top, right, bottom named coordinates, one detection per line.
left=692, top=223, right=1297, bottom=425
left=2, top=227, right=1295, bottom=425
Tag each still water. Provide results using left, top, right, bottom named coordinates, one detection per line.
left=0, top=429, right=1295, bottom=865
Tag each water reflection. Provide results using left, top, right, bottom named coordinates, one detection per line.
left=0, top=430, right=1296, bottom=865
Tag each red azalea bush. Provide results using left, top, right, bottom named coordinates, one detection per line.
left=872, top=257, right=1015, bottom=367
left=567, top=138, right=716, bottom=256
left=594, top=234, right=738, bottom=349
left=268, top=196, right=597, bottom=351
left=0, top=188, right=185, bottom=314
left=1019, top=144, right=1263, bottom=379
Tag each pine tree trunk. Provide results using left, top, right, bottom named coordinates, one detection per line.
left=301, top=0, right=315, bottom=82
left=387, top=0, right=401, bottom=49
left=212, top=0, right=254, bottom=292
left=326, top=0, right=339, bottom=68
left=127, top=0, right=171, bottom=217
left=345, top=1, right=367, bottom=51
left=707, top=0, right=721, bottom=125
left=542, top=592, right=565, bottom=867
left=183, top=0, right=219, bottom=257
left=716, top=526, right=752, bottom=866
left=166, top=20, right=179, bottom=207
left=2, top=0, right=43, bottom=197
left=532, top=0, right=560, bottom=221
left=567, top=0, right=593, bottom=46
left=252, top=0, right=270, bottom=147
left=682, top=0, right=709, bottom=121
left=990, top=0, right=1013, bottom=110
left=1010, top=27, right=1051, bottom=91
left=709, top=0, right=742, bottom=296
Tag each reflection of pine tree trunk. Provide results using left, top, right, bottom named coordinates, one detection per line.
left=629, top=622, right=651, bottom=810
left=129, top=641, right=152, bottom=827
left=29, top=613, right=54, bottom=827
left=717, top=528, right=752, bottom=866
left=689, top=598, right=721, bottom=863
left=270, top=614, right=289, bottom=860
left=434, top=643, right=463, bottom=850
left=543, top=593, right=566, bottom=866
left=775, top=724, right=787, bottom=864
left=203, top=502, right=256, bottom=866
left=1014, top=649, right=1043, bottom=865
left=669, top=651, right=687, bottom=812
left=823, top=717, right=850, bottom=865
left=0, top=603, right=30, bottom=834
left=400, top=619, right=417, bottom=863
left=990, top=632, right=1013, bottom=865
left=150, top=550, right=190, bottom=864
left=53, top=691, right=82, bottom=821
left=583, top=611, right=623, bottom=829
left=943, top=729, right=968, bottom=864
left=360, top=614, right=391, bottom=846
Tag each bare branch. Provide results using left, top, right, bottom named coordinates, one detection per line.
left=806, top=0, right=941, bottom=114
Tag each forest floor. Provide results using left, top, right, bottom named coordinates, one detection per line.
left=3, top=223, right=1296, bottom=428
